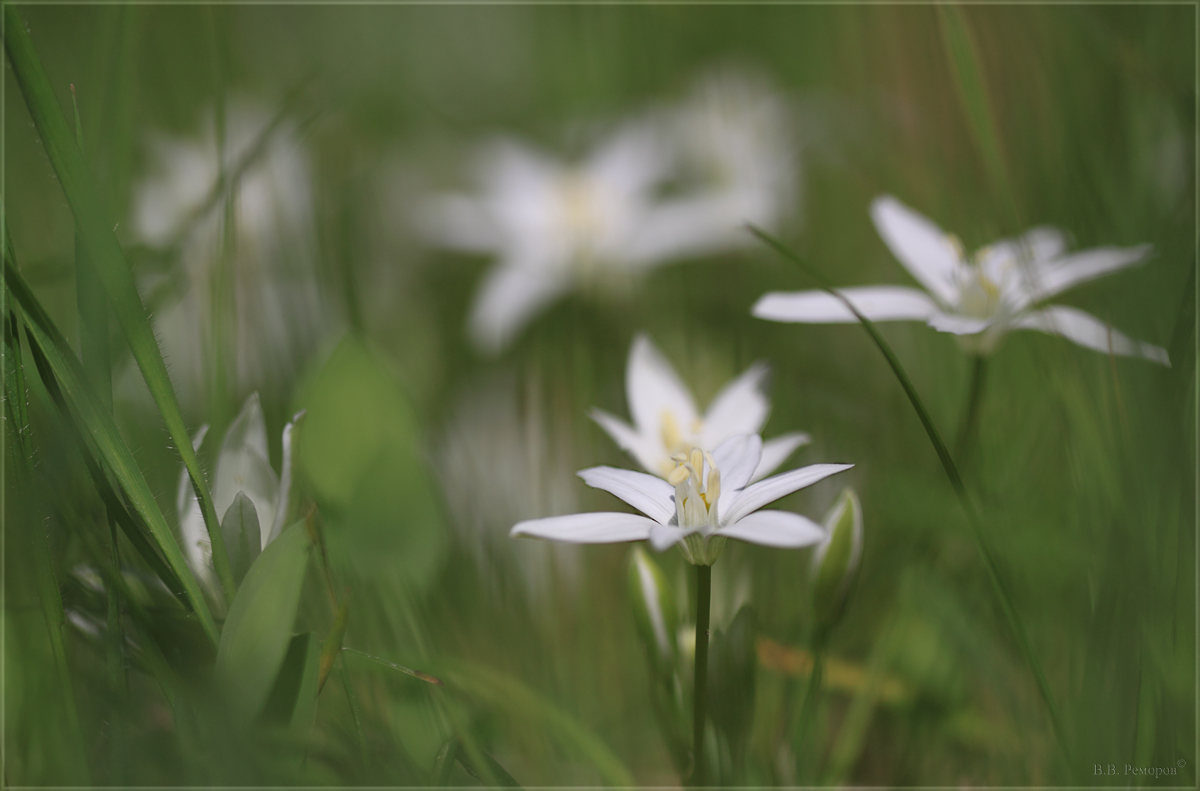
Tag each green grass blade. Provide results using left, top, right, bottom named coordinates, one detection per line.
left=5, top=240, right=219, bottom=645
left=749, top=225, right=1073, bottom=773
left=4, top=5, right=236, bottom=602
left=2, top=309, right=91, bottom=784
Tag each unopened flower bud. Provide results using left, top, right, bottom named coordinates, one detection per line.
left=629, top=546, right=679, bottom=677
left=811, top=488, right=863, bottom=638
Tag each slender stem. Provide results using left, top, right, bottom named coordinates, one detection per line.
left=954, top=355, right=988, bottom=463
left=793, top=643, right=826, bottom=784
left=691, top=564, right=712, bottom=787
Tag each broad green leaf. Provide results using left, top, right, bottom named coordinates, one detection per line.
left=297, top=336, right=446, bottom=589
left=215, top=521, right=311, bottom=723
left=261, top=632, right=315, bottom=729
left=221, top=492, right=262, bottom=587
left=4, top=5, right=235, bottom=601
left=5, top=242, right=218, bottom=644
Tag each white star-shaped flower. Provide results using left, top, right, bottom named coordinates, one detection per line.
left=591, top=335, right=810, bottom=483
left=753, top=195, right=1169, bottom=364
left=511, top=434, right=852, bottom=566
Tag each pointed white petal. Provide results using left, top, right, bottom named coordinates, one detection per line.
left=590, top=408, right=665, bottom=475
left=214, top=394, right=280, bottom=539
left=750, top=432, right=811, bottom=483
left=510, top=512, right=657, bottom=544
left=176, top=425, right=211, bottom=587
left=577, top=466, right=676, bottom=525
left=718, top=510, right=825, bottom=548
left=926, top=312, right=994, bottom=336
left=1028, top=245, right=1152, bottom=302
left=626, top=334, right=701, bottom=443
left=1013, top=305, right=1170, bottom=365
left=267, top=410, right=303, bottom=547
left=753, top=286, right=938, bottom=324
left=650, top=523, right=690, bottom=552
left=700, top=362, right=770, bottom=449
left=724, top=463, right=854, bottom=525
left=712, top=433, right=764, bottom=518
left=870, top=196, right=961, bottom=305
left=468, top=264, right=571, bottom=354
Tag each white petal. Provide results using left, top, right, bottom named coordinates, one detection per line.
left=577, top=466, right=676, bottom=525
left=926, top=312, right=994, bottom=336
left=413, top=195, right=503, bottom=253
left=1028, top=245, right=1151, bottom=302
left=1013, top=305, right=1170, bottom=365
left=718, top=510, right=825, bottom=548
left=724, top=463, right=854, bottom=525
left=750, top=432, right=811, bottom=483
left=626, top=334, right=700, bottom=444
left=176, top=425, right=212, bottom=588
left=753, top=286, right=938, bottom=324
left=468, top=264, right=571, bottom=354
left=650, top=523, right=690, bottom=552
left=700, top=362, right=770, bottom=449
left=870, top=196, right=961, bottom=305
left=590, top=408, right=665, bottom=475
left=711, top=433, right=764, bottom=518
left=267, top=410, right=303, bottom=547
left=214, top=394, right=280, bottom=537
left=510, top=512, right=657, bottom=544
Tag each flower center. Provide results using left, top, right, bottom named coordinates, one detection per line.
left=561, top=171, right=605, bottom=268
left=658, top=410, right=707, bottom=476
left=667, top=447, right=721, bottom=530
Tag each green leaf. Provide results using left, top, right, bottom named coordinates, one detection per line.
left=297, top=336, right=446, bottom=589
left=261, top=632, right=318, bottom=734
left=4, top=4, right=236, bottom=602
left=221, top=492, right=262, bottom=587
left=5, top=237, right=218, bottom=644
left=215, top=521, right=311, bottom=722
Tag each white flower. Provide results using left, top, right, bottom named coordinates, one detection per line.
left=177, top=393, right=300, bottom=592
left=130, top=99, right=330, bottom=405
left=592, top=334, right=810, bottom=484
left=753, top=195, right=1169, bottom=364
left=652, top=68, right=798, bottom=258
left=417, top=122, right=685, bottom=353
left=511, top=434, right=852, bottom=566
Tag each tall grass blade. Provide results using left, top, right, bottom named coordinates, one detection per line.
left=3, top=5, right=236, bottom=601
left=5, top=235, right=219, bottom=644
left=749, top=225, right=1073, bottom=772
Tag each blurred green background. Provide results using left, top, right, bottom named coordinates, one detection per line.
left=4, top=4, right=1195, bottom=786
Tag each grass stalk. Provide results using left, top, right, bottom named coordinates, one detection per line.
left=955, top=355, right=988, bottom=464
left=750, top=225, right=1073, bottom=774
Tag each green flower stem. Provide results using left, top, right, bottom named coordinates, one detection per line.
left=955, top=355, right=988, bottom=463
left=792, top=642, right=826, bottom=784
left=691, top=564, right=712, bottom=787
left=750, top=226, right=1073, bottom=773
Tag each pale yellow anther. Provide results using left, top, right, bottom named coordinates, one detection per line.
left=706, top=467, right=721, bottom=507
left=671, top=452, right=689, bottom=463
left=667, top=465, right=691, bottom=487
left=689, top=448, right=704, bottom=477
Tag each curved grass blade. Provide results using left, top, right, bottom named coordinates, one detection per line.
left=436, top=660, right=636, bottom=787
left=5, top=244, right=219, bottom=644
left=342, top=647, right=443, bottom=687
left=749, top=225, right=1073, bottom=770
left=4, top=5, right=236, bottom=601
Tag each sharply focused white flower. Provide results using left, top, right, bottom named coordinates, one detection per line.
left=417, top=122, right=686, bottom=353
left=177, top=393, right=300, bottom=594
left=511, top=434, right=852, bottom=566
left=753, top=195, right=1169, bottom=364
left=129, top=99, right=331, bottom=406
left=592, top=335, right=810, bottom=484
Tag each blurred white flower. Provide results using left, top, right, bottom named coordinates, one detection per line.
left=432, top=374, right=583, bottom=601
left=753, top=195, right=1169, bottom=364
left=592, top=334, right=809, bottom=483
left=511, top=433, right=852, bottom=566
left=130, top=99, right=330, bottom=406
left=653, top=68, right=798, bottom=257
left=177, top=393, right=300, bottom=594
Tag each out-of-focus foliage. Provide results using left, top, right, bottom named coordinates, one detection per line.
left=4, top=4, right=1194, bottom=787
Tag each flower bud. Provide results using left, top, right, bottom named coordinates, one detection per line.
left=628, top=546, right=680, bottom=677
left=811, top=488, right=863, bottom=638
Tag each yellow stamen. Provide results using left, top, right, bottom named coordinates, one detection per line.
left=668, top=465, right=691, bottom=487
